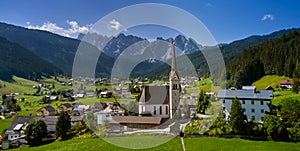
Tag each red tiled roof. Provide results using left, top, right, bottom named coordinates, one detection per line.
left=280, top=80, right=294, bottom=85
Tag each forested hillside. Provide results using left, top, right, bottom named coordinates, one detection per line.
left=0, top=37, right=62, bottom=81
left=226, top=30, right=300, bottom=88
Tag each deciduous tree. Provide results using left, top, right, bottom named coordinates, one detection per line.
left=25, top=120, right=48, bottom=146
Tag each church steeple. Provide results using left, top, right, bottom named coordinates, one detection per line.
left=171, top=40, right=176, bottom=72
left=169, top=39, right=179, bottom=80
left=169, top=38, right=180, bottom=119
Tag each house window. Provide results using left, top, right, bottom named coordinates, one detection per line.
left=261, top=117, right=264, bottom=121
left=166, top=106, right=168, bottom=115
left=251, top=100, right=254, bottom=105
left=242, top=100, right=245, bottom=104
left=252, top=116, right=255, bottom=120
left=223, top=100, right=225, bottom=103
left=260, top=101, right=264, bottom=105
left=251, top=108, right=255, bottom=113
left=243, top=108, right=245, bottom=112
left=159, top=106, right=162, bottom=115
left=261, top=109, right=264, bottom=113
left=154, top=106, right=156, bottom=115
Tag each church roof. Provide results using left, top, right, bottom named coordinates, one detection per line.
left=139, top=86, right=169, bottom=105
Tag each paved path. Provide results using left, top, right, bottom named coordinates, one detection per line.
left=181, top=137, right=186, bottom=151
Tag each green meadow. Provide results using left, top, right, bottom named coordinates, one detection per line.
left=9, top=137, right=300, bottom=151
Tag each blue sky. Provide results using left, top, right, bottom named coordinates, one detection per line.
left=0, top=0, right=299, bottom=43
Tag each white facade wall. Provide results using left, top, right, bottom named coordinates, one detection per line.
left=144, top=104, right=169, bottom=118
left=221, top=99, right=271, bottom=122
left=8, top=134, right=19, bottom=140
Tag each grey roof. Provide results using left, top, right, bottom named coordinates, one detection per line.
left=217, top=89, right=273, bottom=100
left=43, top=116, right=58, bottom=125
left=60, top=103, right=73, bottom=108
left=139, top=86, right=169, bottom=105
left=7, top=116, right=38, bottom=131
left=71, top=115, right=83, bottom=122
left=7, top=115, right=83, bottom=132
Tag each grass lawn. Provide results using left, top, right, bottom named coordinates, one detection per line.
left=75, top=97, right=101, bottom=107
left=0, top=115, right=15, bottom=136
left=272, top=90, right=300, bottom=106
left=185, top=78, right=220, bottom=93
left=252, top=75, right=291, bottom=90
left=75, top=97, right=117, bottom=107
left=9, top=137, right=300, bottom=151
left=0, top=76, right=38, bottom=95
left=184, top=137, right=300, bottom=151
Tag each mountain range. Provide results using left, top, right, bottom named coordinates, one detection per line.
left=0, top=22, right=298, bottom=81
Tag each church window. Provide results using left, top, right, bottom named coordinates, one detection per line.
left=166, top=106, right=168, bottom=115
left=159, top=106, right=162, bottom=115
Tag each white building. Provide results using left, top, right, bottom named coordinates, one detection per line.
left=138, top=39, right=180, bottom=119
left=217, top=86, right=273, bottom=122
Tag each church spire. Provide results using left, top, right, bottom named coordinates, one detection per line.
left=169, top=38, right=180, bottom=119
left=169, top=38, right=179, bottom=79
left=171, top=39, right=176, bottom=72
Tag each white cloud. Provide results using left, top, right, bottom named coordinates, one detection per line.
left=108, top=19, right=126, bottom=31
left=27, top=21, right=92, bottom=38
left=261, top=14, right=275, bottom=21
left=206, top=2, right=213, bottom=7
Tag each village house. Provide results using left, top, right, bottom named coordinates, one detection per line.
left=73, top=105, right=91, bottom=115
left=99, top=102, right=125, bottom=115
left=37, top=105, right=55, bottom=116
left=58, top=103, right=73, bottom=113
left=85, top=91, right=95, bottom=97
left=5, top=115, right=84, bottom=144
left=110, top=116, right=162, bottom=131
left=178, top=98, right=196, bottom=118
left=217, top=86, right=273, bottom=122
left=5, top=116, right=57, bottom=143
left=49, top=95, right=58, bottom=102
left=280, top=80, right=293, bottom=89
left=100, top=91, right=113, bottom=98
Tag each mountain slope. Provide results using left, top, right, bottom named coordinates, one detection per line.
left=0, top=36, right=62, bottom=81
left=0, top=22, right=114, bottom=76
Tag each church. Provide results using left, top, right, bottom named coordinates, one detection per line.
left=138, top=39, right=180, bottom=119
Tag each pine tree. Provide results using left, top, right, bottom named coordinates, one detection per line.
left=292, top=61, right=300, bottom=93
left=196, top=90, right=210, bottom=114
left=229, top=97, right=246, bottom=134
left=56, top=110, right=71, bottom=140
